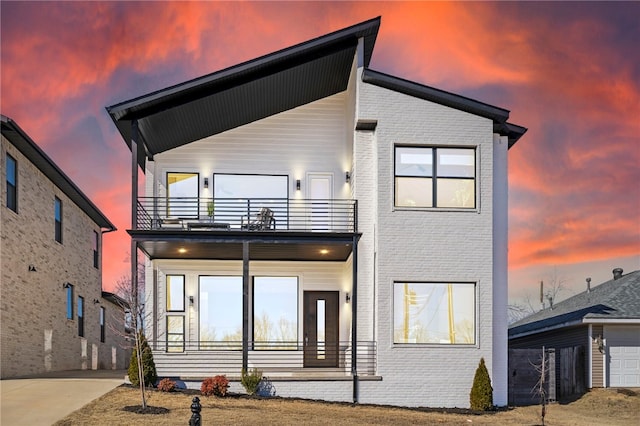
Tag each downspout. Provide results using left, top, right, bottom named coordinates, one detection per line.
left=351, top=234, right=358, bottom=403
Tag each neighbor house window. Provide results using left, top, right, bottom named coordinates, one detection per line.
left=253, top=277, right=298, bottom=349
left=393, top=282, right=476, bottom=344
left=54, top=197, right=63, bottom=243
left=166, top=316, right=185, bottom=352
left=100, top=306, right=106, bottom=343
left=93, top=231, right=99, bottom=268
left=166, top=275, right=185, bottom=312
left=199, top=276, right=242, bottom=349
left=66, top=284, right=74, bottom=319
left=6, top=153, right=17, bottom=212
left=78, top=296, right=84, bottom=337
left=167, top=172, right=199, bottom=217
left=395, top=146, right=475, bottom=208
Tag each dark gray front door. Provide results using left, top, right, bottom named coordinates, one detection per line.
left=303, top=291, right=339, bottom=367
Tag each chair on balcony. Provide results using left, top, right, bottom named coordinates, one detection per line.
left=241, top=207, right=275, bottom=230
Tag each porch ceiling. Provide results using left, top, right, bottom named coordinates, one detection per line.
left=130, top=230, right=357, bottom=261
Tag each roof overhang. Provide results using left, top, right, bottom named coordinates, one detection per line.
left=508, top=320, right=584, bottom=340
left=107, top=17, right=381, bottom=170
left=1, top=115, right=116, bottom=230
left=361, top=69, right=527, bottom=148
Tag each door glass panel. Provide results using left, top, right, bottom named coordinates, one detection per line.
left=317, top=299, right=325, bottom=360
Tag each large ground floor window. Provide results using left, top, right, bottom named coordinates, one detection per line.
left=393, top=282, right=476, bottom=345
left=253, top=277, right=298, bottom=349
left=199, top=276, right=243, bottom=348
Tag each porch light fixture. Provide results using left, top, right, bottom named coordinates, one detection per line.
left=319, top=249, right=329, bottom=255
left=203, top=177, right=209, bottom=188
left=178, top=247, right=187, bottom=254
left=189, top=296, right=194, bottom=305
left=345, top=293, right=350, bottom=303
left=345, top=171, right=351, bottom=183
left=296, top=179, right=301, bottom=191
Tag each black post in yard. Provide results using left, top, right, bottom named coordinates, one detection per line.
left=189, top=397, right=202, bottom=426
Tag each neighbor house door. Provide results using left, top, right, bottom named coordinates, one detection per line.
left=303, top=291, right=339, bottom=367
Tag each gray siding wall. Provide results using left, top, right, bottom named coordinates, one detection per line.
left=591, top=324, right=604, bottom=387
left=1, top=135, right=129, bottom=378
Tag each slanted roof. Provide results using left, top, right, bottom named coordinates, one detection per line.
left=509, top=270, right=640, bottom=338
left=1, top=115, right=116, bottom=231
left=361, top=69, right=526, bottom=148
left=106, top=17, right=381, bottom=169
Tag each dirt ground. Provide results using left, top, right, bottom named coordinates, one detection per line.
left=55, top=386, right=639, bottom=425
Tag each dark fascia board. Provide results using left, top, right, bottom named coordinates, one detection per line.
left=362, top=69, right=527, bottom=147
left=1, top=115, right=116, bottom=231
left=106, top=17, right=380, bottom=122
left=101, top=291, right=130, bottom=309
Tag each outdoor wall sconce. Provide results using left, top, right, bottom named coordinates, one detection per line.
left=28, top=264, right=37, bottom=272
left=345, top=171, right=351, bottom=183
left=189, top=296, right=194, bottom=305
left=203, top=177, right=209, bottom=188
left=296, top=179, right=301, bottom=191
left=93, top=299, right=101, bottom=304
left=345, top=293, right=351, bottom=303
left=63, top=282, right=71, bottom=289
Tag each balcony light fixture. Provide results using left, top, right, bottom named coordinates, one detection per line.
left=345, top=171, right=351, bottom=183
left=346, top=293, right=350, bottom=303
left=296, top=179, right=301, bottom=191
left=189, top=296, right=194, bottom=305
left=203, top=177, right=209, bottom=188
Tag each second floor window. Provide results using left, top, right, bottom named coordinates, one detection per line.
left=93, top=231, right=99, bottom=268
left=6, top=153, right=17, bottom=212
left=395, top=146, right=476, bottom=209
left=78, top=296, right=84, bottom=337
left=100, top=306, right=106, bottom=343
left=167, top=172, right=199, bottom=217
left=66, top=284, right=74, bottom=319
left=54, top=197, right=63, bottom=243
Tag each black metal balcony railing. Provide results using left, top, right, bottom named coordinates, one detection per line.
left=136, top=197, right=357, bottom=233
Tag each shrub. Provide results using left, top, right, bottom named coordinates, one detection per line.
left=469, top=357, right=493, bottom=411
left=241, top=368, right=263, bottom=395
left=157, top=378, right=176, bottom=392
left=128, top=332, right=158, bottom=387
left=201, top=375, right=229, bottom=397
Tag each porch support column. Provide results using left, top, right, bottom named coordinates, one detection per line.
left=130, top=120, right=139, bottom=318
left=242, top=241, right=249, bottom=371
left=351, top=235, right=359, bottom=403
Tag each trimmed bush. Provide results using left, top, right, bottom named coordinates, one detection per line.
left=157, top=378, right=176, bottom=392
left=241, top=368, right=263, bottom=395
left=128, top=332, right=158, bottom=387
left=201, top=375, right=229, bottom=397
left=469, top=357, right=493, bottom=411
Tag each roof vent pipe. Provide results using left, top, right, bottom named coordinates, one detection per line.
left=586, top=277, right=591, bottom=293
left=613, top=268, right=623, bottom=280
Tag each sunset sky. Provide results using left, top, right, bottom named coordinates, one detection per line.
left=2, top=1, right=638, bottom=306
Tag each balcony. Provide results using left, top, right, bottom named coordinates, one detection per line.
left=131, top=197, right=359, bottom=261
left=136, top=197, right=357, bottom=233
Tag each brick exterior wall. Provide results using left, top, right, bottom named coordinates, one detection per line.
left=1, top=135, right=129, bottom=378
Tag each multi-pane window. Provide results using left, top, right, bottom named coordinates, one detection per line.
left=100, top=307, right=106, bottom=343
left=93, top=231, right=99, bottom=269
left=54, top=197, right=63, bottom=243
left=253, top=277, right=298, bottom=349
left=6, top=153, right=17, bottom=212
left=393, top=282, right=476, bottom=345
left=66, top=284, right=74, bottom=319
left=167, top=316, right=185, bottom=352
left=199, top=276, right=242, bottom=349
left=166, top=275, right=185, bottom=312
left=167, top=172, right=199, bottom=217
left=78, top=296, right=85, bottom=337
left=395, top=146, right=476, bottom=208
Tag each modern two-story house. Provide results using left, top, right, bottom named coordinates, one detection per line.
left=1, top=115, right=130, bottom=378
left=106, top=17, right=526, bottom=408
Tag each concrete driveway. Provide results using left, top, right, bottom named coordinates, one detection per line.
left=1, top=369, right=125, bottom=425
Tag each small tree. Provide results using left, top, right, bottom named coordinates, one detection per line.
left=470, top=357, right=493, bottom=411
left=128, top=332, right=157, bottom=387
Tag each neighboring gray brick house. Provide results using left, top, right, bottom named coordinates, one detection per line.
left=1, top=115, right=129, bottom=378
left=106, top=17, right=526, bottom=407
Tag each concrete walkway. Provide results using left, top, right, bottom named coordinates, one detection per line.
left=1, top=370, right=125, bottom=425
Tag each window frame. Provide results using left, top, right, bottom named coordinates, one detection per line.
left=93, top=231, right=99, bottom=269
left=6, top=153, right=17, bottom=212
left=166, top=315, right=185, bottom=352
left=66, top=284, right=74, bottom=319
left=166, top=275, right=186, bottom=312
left=394, top=146, right=476, bottom=209
left=78, top=296, right=85, bottom=337
left=100, top=306, right=106, bottom=343
left=54, top=196, right=63, bottom=243
left=392, top=281, right=477, bottom=346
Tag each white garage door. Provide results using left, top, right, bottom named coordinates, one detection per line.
left=607, top=326, right=640, bottom=387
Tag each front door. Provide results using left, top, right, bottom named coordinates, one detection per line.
left=304, top=291, right=339, bottom=367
